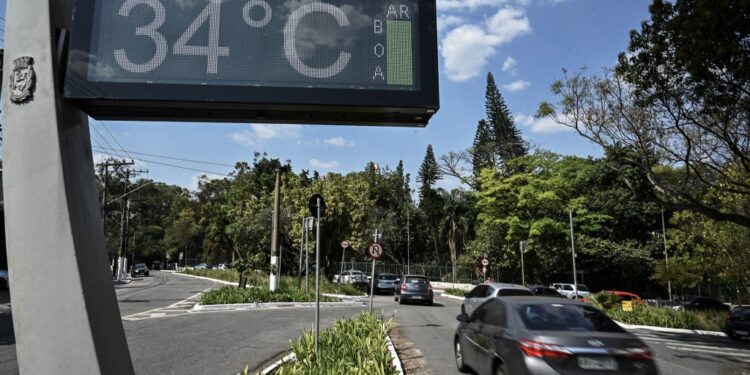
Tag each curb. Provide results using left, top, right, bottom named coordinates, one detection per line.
left=192, top=301, right=365, bottom=312
left=386, top=334, right=405, bottom=375
left=617, top=321, right=727, bottom=337
left=438, top=292, right=465, bottom=301
left=259, top=352, right=297, bottom=375
left=322, top=293, right=368, bottom=300
left=172, top=272, right=237, bottom=286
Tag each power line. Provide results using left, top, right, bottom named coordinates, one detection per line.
left=93, top=121, right=148, bottom=170
left=124, top=155, right=230, bottom=177
left=92, top=146, right=234, bottom=167
left=90, top=125, right=127, bottom=160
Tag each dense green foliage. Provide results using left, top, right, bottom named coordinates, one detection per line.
left=274, top=313, right=398, bottom=375
left=607, top=305, right=724, bottom=332
left=443, top=288, right=469, bottom=298
left=200, top=286, right=338, bottom=305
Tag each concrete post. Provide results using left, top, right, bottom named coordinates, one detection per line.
left=2, top=0, right=135, bottom=373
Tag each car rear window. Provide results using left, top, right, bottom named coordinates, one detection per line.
left=405, top=277, right=428, bottom=284
left=731, top=308, right=750, bottom=318
left=519, top=303, right=624, bottom=332
left=577, top=285, right=590, bottom=292
left=379, top=275, right=397, bottom=280
left=498, top=289, right=533, bottom=297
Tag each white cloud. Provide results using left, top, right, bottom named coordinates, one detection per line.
left=502, top=57, right=517, bottom=72
left=441, top=7, right=531, bottom=82
left=229, top=124, right=303, bottom=146
left=309, top=159, right=340, bottom=169
left=502, top=79, right=531, bottom=92
left=516, top=113, right=572, bottom=134
left=323, top=137, right=355, bottom=148
left=437, top=0, right=529, bottom=11
left=437, top=15, right=465, bottom=32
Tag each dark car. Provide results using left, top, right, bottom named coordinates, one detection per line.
left=530, top=286, right=564, bottom=298
left=454, top=297, right=657, bottom=375
left=725, top=307, right=750, bottom=341
left=394, top=275, right=433, bottom=305
left=683, top=296, right=729, bottom=312
left=374, top=273, right=399, bottom=294
left=131, top=263, right=149, bottom=277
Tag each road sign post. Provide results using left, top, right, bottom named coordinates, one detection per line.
left=308, top=194, right=325, bottom=354
left=367, top=232, right=384, bottom=314
left=2, top=0, right=134, bottom=373
left=481, top=257, right=490, bottom=282
left=339, top=240, right=350, bottom=284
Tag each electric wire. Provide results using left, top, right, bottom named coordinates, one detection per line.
left=92, top=146, right=235, bottom=167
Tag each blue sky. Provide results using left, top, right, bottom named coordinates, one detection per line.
left=2, top=0, right=652, bottom=191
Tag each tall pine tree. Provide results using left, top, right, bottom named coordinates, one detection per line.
left=484, top=72, right=527, bottom=168
left=472, top=119, right=495, bottom=188
left=417, top=144, right=441, bottom=199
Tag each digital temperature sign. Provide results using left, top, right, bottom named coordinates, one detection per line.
left=64, top=0, right=439, bottom=126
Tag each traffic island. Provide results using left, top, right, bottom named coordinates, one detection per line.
left=250, top=313, right=404, bottom=375
left=193, top=286, right=366, bottom=312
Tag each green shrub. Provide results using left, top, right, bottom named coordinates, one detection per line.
left=183, top=268, right=240, bottom=283
left=200, top=286, right=338, bottom=305
left=274, top=313, right=398, bottom=375
left=604, top=304, right=725, bottom=332
left=443, top=288, right=468, bottom=298
left=183, top=269, right=364, bottom=296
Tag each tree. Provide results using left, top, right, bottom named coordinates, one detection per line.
left=438, top=189, right=473, bottom=283
left=471, top=119, right=494, bottom=187
left=539, top=0, right=750, bottom=227
left=485, top=72, right=527, bottom=168
left=417, top=145, right=441, bottom=198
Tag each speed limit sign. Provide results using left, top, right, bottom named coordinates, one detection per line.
left=341, top=241, right=349, bottom=249
left=481, top=258, right=489, bottom=267
left=367, top=243, right=384, bottom=260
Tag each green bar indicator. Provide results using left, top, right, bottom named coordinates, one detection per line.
left=387, top=20, right=413, bottom=86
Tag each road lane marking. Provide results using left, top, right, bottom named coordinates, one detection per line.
left=665, top=346, right=750, bottom=359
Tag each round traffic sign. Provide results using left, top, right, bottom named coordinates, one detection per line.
left=341, top=241, right=349, bottom=249
left=481, top=258, right=489, bottom=267
left=367, top=243, right=384, bottom=260
left=308, top=194, right=326, bottom=217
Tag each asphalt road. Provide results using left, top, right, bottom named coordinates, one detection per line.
left=1, top=272, right=750, bottom=374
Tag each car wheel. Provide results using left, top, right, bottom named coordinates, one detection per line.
left=399, top=297, right=405, bottom=305
left=427, top=300, right=434, bottom=306
left=494, top=362, right=507, bottom=375
left=454, top=338, right=471, bottom=373
left=0, top=279, right=7, bottom=289
left=394, top=295, right=399, bottom=302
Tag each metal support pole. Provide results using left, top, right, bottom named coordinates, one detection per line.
left=407, top=205, right=410, bottom=275
left=340, top=244, right=346, bottom=284
left=662, top=210, right=672, bottom=301
left=369, top=257, right=376, bottom=314
left=569, top=210, right=579, bottom=299
left=520, top=241, right=525, bottom=286
left=298, top=218, right=304, bottom=289
left=304, top=219, right=309, bottom=294
left=2, top=0, right=134, bottom=372
left=314, top=199, right=321, bottom=354
left=270, top=169, right=281, bottom=292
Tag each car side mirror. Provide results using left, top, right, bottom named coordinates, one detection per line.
left=456, top=313, right=470, bottom=323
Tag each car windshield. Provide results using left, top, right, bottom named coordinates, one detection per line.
left=498, top=289, right=533, bottom=297
left=134, top=264, right=147, bottom=269
left=350, top=271, right=363, bottom=276
left=378, top=275, right=397, bottom=280
left=577, top=285, right=589, bottom=292
left=519, top=303, right=623, bottom=332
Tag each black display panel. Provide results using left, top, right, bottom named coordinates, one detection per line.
left=64, top=0, right=439, bottom=126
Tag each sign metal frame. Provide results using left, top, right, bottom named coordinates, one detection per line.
left=63, top=0, right=440, bottom=126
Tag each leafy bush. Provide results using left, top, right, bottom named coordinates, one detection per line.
left=200, top=286, right=338, bottom=305
left=603, top=303, right=725, bottom=332
left=183, top=269, right=364, bottom=296
left=443, top=288, right=468, bottom=298
left=273, top=313, right=398, bottom=375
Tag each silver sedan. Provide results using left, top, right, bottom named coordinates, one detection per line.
left=462, top=283, right=533, bottom=315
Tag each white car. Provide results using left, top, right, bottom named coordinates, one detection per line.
left=461, top=283, right=533, bottom=316
left=551, top=283, right=591, bottom=299
left=335, top=269, right=367, bottom=284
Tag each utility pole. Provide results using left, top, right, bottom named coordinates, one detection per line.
left=407, top=204, right=410, bottom=275
left=113, top=167, right=147, bottom=282
left=298, top=218, right=304, bottom=289
left=99, top=158, right=134, bottom=276
left=662, top=210, right=672, bottom=301
left=569, top=210, right=579, bottom=299
left=520, top=241, right=526, bottom=286
left=314, top=198, right=322, bottom=354
left=369, top=229, right=382, bottom=314
left=270, top=169, right=281, bottom=292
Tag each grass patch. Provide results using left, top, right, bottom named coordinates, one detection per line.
left=182, top=269, right=365, bottom=296
left=589, top=293, right=725, bottom=332
left=268, top=313, right=398, bottom=375
left=443, top=288, right=468, bottom=298
left=200, top=286, right=339, bottom=305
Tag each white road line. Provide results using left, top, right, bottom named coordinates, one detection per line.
left=665, top=346, right=750, bottom=358
left=648, top=340, right=750, bottom=353
left=121, top=283, right=215, bottom=320
left=150, top=313, right=166, bottom=318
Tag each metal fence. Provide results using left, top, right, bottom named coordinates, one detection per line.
left=333, top=262, right=503, bottom=284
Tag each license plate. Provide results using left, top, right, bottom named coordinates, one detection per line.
left=412, top=295, right=423, bottom=299
left=736, top=330, right=749, bottom=336
left=578, top=356, right=618, bottom=371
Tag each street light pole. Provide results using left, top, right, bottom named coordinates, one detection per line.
left=407, top=204, right=410, bottom=275
left=314, top=199, right=321, bottom=354
left=569, top=210, right=579, bottom=299
left=662, top=210, right=672, bottom=301
left=520, top=241, right=526, bottom=286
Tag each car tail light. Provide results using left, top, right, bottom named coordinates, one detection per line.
left=428, top=283, right=433, bottom=291
left=518, top=339, right=572, bottom=359
left=401, top=283, right=407, bottom=291
left=622, top=347, right=652, bottom=360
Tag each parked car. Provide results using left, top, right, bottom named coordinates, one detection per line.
left=529, top=286, right=564, bottom=298
left=131, top=263, right=149, bottom=277
left=552, top=283, right=591, bottom=299
left=373, top=273, right=398, bottom=294
left=454, top=296, right=657, bottom=375
left=0, top=269, right=8, bottom=289
left=725, top=306, right=750, bottom=341
left=217, top=263, right=230, bottom=270
left=335, top=269, right=368, bottom=284
left=394, top=275, right=433, bottom=305
left=603, top=290, right=644, bottom=304
left=194, top=263, right=208, bottom=270
left=462, top=283, right=533, bottom=315
left=682, top=296, right=730, bottom=312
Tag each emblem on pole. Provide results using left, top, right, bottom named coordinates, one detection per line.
left=10, top=56, right=36, bottom=104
